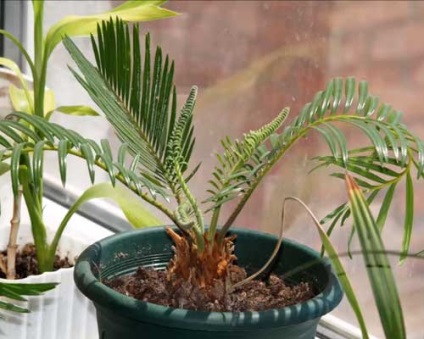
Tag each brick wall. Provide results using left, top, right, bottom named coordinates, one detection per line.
left=139, top=1, right=334, bottom=229
left=139, top=0, right=424, bottom=246
left=113, top=2, right=424, bottom=336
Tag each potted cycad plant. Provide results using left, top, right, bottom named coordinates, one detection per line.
left=1, top=18, right=420, bottom=338
left=0, top=1, right=176, bottom=337
left=57, top=19, right=420, bottom=338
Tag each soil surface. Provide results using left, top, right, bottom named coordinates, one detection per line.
left=106, top=266, right=316, bottom=312
left=0, top=244, right=73, bottom=279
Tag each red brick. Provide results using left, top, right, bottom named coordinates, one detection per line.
left=370, top=86, right=424, bottom=130
left=328, top=31, right=369, bottom=71
left=371, top=21, right=424, bottom=61
left=354, top=60, right=409, bottom=89
left=408, top=1, right=424, bottom=19
left=411, top=58, right=424, bottom=86
left=330, top=1, right=410, bottom=33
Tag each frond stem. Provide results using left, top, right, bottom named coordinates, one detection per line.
left=8, top=146, right=179, bottom=227
left=207, top=206, right=221, bottom=243
left=0, top=30, right=36, bottom=77
left=33, top=1, right=45, bottom=118
left=175, top=164, right=205, bottom=251
left=113, top=93, right=182, bottom=202
left=218, top=114, right=414, bottom=242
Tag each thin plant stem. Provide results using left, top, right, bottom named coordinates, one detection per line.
left=7, top=185, right=23, bottom=280
left=0, top=255, right=7, bottom=275
left=230, top=197, right=286, bottom=291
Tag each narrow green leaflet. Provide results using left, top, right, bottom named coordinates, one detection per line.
left=0, top=301, right=29, bottom=315
left=9, top=85, right=33, bottom=114
left=346, top=174, right=406, bottom=339
left=0, top=58, right=33, bottom=113
left=401, top=171, right=414, bottom=261
left=52, top=105, right=100, bottom=119
left=284, top=197, right=369, bottom=338
left=0, top=281, right=57, bottom=315
left=0, top=282, right=56, bottom=301
left=376, top=182, right=397, bottom=232
left=45, top=1, right=178, bottom=57
left=0, top=29, right=35, bottom=75
left=9, top=85, right=55, bottom=116
left=68, top=182, right=161, bottom=227
left=0, top=282, right=57, bottom=299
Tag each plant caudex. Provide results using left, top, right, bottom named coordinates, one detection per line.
left=0, top=0, right=177, bottom=276
left=0, top=18, right=422, bottom=336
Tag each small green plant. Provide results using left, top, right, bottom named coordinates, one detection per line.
left=0, top=1, right=177, bottom=277
left=0, top=18, right=422, bottom=337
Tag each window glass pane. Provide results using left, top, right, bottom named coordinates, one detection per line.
left=3, top=1, right=423, bottom=337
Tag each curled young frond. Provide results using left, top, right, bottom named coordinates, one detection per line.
left=165, top=86, right=197, bottom=189
left=206, top=108, right=289, bottom=210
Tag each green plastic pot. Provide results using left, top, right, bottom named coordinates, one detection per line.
left=74, top=227, right=343, bottom=339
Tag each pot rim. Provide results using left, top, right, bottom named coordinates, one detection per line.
left=74, top=226, right=343, bottom=331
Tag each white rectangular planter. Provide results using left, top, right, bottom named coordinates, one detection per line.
left=0, top=220, right=110, bottom=339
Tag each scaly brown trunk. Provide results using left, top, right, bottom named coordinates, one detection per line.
left=166, top=227, right=237, bottom=288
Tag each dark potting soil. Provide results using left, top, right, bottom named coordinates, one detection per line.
left=106, top=266, right=316, bottom=312
left=0, top=243, right=73, bottom=279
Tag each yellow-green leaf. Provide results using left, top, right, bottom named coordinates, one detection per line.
left=53, top=105, right=99, bottom=119
left=9, top=84, right=33, bottom=113
left=0, top=57, right=33, bottom=113
left=44, top=88, right=56, bottom=116
left=61, top=182, right=161, bottom=231
left=0, top=162, right=10, bottom=176
left=9, top=85, right=55, bottom=116
left=50, top=182, right=162, bottom=258
left=45, top=1, right=178, bottom=58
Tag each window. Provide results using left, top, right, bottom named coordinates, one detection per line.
left=2, top=1, right=423, bottom=337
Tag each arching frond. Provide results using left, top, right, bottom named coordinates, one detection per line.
left=206, top=108, right=289, bottom=210
left=220, top=78, right=424, bottom=247
left=63, top=18, right=196, bottom=201
left=0, top=112, right=171, bottom=210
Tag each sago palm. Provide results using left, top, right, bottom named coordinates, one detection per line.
left=62, top=18, right=424, bottom=286
left=0, top=19, right=422, bottom=336
left=1, top=16, right=421, bottom=285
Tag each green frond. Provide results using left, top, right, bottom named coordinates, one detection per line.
left=165, top=86, right=197, bottom=186
left=207, top=108, right=289, bottom=210
left=64, top=18, right=197, bottom=205
left=0, top=112, right=170, bottom=207
left=0, top=281, right=57, bottom=315
left=346, top=174, right=406, bottom=338
left=221, top=78, right=424, bottom=243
